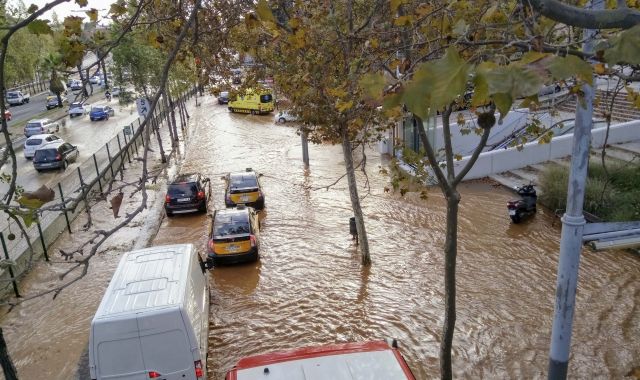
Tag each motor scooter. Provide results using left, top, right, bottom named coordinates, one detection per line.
left=507, top=184, right=537, bottom=223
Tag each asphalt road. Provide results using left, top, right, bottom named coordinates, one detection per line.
left=0, top=97, right=140, bottom=195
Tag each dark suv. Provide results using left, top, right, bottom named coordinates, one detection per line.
left=224, top=168, right=265, bottom=210
left=207, top=205, right=260, bottom=266
left=33, top=141, right=79, bottom=172
left=165, top=173, right=211, bottom=216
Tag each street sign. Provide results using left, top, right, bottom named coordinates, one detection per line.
left=123, top=125, right=132, bottom=135
left=136, top=98, right=150, bottom=118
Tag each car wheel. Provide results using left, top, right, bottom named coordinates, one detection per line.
left=250, top=110, right=256, bottom=115
left=105, top=115, right=109, bottom=121
left=166, top=210, right=174, bottom=217
left=61, top=160, right=68, bottom=170
left=36, top=169, right=42, bottom=173
left=199, top=202, right=207, bottom=213
left=229, top=107, right=234, bottom=112
left=278, top=118, right=286, bottom=123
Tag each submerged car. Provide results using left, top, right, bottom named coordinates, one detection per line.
left=225, top=340, right=416, bottom=380
left=165, top=173, right=211, bottom=216
left=207, top=205, right=260, bottom=266
left=45, top=95, right=67, bottom=110
left=32, top=141, right=79, bottom=171
left=274, top=110, right=298, bottom=123
left=68, top=102, right=88, bottom=118
left=89, top=105, right=114, bottom=121
left=23, top=133, right=61, bottom=159
left=224, top=168, right=265, bottom=210
left=218, top=91, right=230, bottom=104
left=24, top=119, right=60, bottom=137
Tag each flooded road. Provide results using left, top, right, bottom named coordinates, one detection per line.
left=1, top=96, right=638, bottom=379
left=154, top=101, right=640, bottom=379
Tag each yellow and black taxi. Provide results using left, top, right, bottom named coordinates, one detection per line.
left=164, top=173, right=211, bottom=216
left=207, top=205, right=260, bottom=266
left=224, top=168, right=265, bottom=210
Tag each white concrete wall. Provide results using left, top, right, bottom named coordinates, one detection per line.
left=449, top=119, right=640, bottom=181
left=429, top=109, right=552, bottom=157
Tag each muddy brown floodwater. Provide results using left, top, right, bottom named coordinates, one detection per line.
left=2, top=97, right=639, bottom=379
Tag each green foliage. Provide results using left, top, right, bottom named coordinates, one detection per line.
left=27, top=19, right=52, bottom=35
left=539, top=161, right=640, bottom=221
left=547, top=55, right=593, bottom=85
left=604, top=25, right=640, bottom=65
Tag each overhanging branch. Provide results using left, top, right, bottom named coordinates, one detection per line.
left=525, top=0, right=640, bottom=29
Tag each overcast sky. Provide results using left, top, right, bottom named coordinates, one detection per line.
left=9, top=0, right=115, bottom=20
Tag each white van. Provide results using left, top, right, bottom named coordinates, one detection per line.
left=89, top=244, right=209, bottom=380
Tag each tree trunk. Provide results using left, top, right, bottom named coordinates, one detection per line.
left=440, top=190, right=460, bottom=380
left=0, top=328, right=18, bottom=380
left=162, top=92, right=176, bottom=145
left=178, top=97, right=186, bottom=131
left=340, top=124, right=371, bottom=265
left=101, top=58, right=108, bottom=89
left=153, top=117, right=166, bottom=163
left=167, top=91, right=179, bottom=145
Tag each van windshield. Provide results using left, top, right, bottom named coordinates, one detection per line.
left=229, top=174, right=257, bottom=190
left=26, top=139, right=43, bottom=146
left=260, top=94, right=272, bottom=103
left=26, top=122, right=42, bottom=129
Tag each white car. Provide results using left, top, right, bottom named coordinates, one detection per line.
left=23, top=119, right=60, bottom=137
left=274, top=111, right=298, bottom=123
left=68, top=102, right=88, bottom=118
left=23, top=134, right=61, bottom=159
left=89, top=75, right=102, bottom=85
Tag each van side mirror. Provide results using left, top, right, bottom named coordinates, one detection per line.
left=258, top=173, right=263, bottom=177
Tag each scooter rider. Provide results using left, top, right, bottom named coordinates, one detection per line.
left=105, top=89, right=111, bottom=101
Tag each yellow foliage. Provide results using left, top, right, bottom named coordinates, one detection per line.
left=336, top=100, right=354, bottom=113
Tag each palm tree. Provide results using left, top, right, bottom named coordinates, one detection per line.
left=41, top=53, right=66, bottom=107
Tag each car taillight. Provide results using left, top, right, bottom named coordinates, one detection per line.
left=55, top=153, right=62, bottom=161
left=250, top=235, right=257, bottom=247
left=225, top=193, right=231, bottom=202
left=194, top=360, right=204, bottom=378
left=148, top=371, right=161, bottom=378
left=197, top=191, right=205, bottom=200
left=258, top=190, right=263, bottom=198
left=208, top=240, right=216, bottom=253
left=165, top=195, right=171, bottom=203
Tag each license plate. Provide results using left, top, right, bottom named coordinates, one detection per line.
left=177, top=198, right=190, bottom=202
left=241, top=195, right=250, bottom=202
left=39, top=163, right=53, bottom=167
left=509, top=210, right=516, bottom=216
left=227, top=244, right=240, bottom=252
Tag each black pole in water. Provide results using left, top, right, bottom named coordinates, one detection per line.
left=0, top=232, right=20, bottom=298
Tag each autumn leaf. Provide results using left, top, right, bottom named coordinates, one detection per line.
left=394, top=15, right=414, bottom=26
left=604, top=24, right=640, bottom=65
left=109, top=3, right=127, bottom=17
left=63, top=16, right=83, bottom=36
left=85, top=8, right=98, bottom=22
left=27, top=20, right=52, bottom=35
left=390, top=0, right=408, bottom=12
left=256, top=0, right=275, bottom=23
left=425, top=47, right=470, bottom=112
left=358, top=73, right=386, bottom=100
left=492, top=92, right=513, bottom=119
left=336, top=100, right=353, bottom=113
left=547, top=55, right=593, bottom=85
left=17, top=196, right=44, bottom=209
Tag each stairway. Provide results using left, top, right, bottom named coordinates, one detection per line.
left=557, top=89, right=640, bottom=122
left=488, top=141, right=640, bottom=194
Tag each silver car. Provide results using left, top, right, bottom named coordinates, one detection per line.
left=24, top=119, right=60, bottom=137
left=23, top=134, right=61, bottom=159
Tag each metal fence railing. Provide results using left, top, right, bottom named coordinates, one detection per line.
left=0, top=86, right=197, bottom=298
